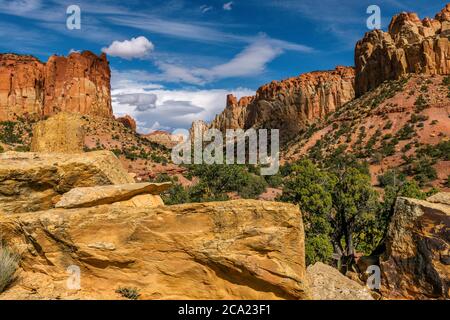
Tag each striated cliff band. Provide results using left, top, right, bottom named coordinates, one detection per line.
left=210, top=66, right=355, bottom=144
left=0, top=51, right=111, bottom=121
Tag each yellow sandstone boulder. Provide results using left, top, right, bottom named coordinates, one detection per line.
left=0, top=200, right=310, bottom=300
left=0, top=151, right=134, bottom=214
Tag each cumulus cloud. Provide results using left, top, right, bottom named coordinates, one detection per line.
left=223, top=2, right=233, bottom=10
left=102, top=36, right=154, bottom=59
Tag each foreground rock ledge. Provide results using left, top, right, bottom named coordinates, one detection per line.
left=0, top=200, right=310, bottom=300
left=55, top=182, right=172, bottom=209
left=0, top=151, right=134, bottom=214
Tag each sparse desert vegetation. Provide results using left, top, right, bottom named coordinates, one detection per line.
left=0, top=239, right=20, bottom=293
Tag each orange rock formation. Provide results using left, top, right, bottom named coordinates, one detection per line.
left=0, top=51, right=111, bottom=121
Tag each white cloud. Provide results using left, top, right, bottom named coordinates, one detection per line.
left=223, top=2, right=233, bottom=10
left=156, top=63, right=206, bottom=85
left=145, top=37, right=285, bottom=85
left=111, top=69, right=165, bottom=90
left=200, top=5, right=212, bottom=13
left=107, top=15, right=313, bottom=53
left=111, top=37, right=287, bottom=86
left=114, top=93, right=158, bottom=111
left=102, top=36, right=154, bottom=60
left=199, top=38, right=283, bottom=79
left=0, top=0, right=42, bottom=14
left=112, top=83, right=254, bottom=132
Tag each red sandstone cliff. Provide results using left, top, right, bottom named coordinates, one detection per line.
left=0, top=51, right=112, bottom=121
left=210, top=66, right=355, bottom=143
left=355, top=4, right=450, bottom=96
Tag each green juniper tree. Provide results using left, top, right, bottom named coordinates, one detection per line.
left=281, top=160, right=381, bottom=270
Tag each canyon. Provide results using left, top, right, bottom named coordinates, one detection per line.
left=0, top=4, right=450, bottom=301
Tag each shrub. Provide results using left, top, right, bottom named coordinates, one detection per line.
left=0, top=121, right=21, bottom=144
left=414, top=94, right=428, bottom=112
left=397, top=124, right=415, bottom=140
left=409, top=157, right=438, bottom=185
left=378, top=170, right=406, bottom=187
left=265, top=173, right=283, bottom=188
left=410, top=114, right=429, bottom=123
left=401, top=143, right=412, bottom=152
left=442, top=76, right=450, bottom=86
left=162, top=183, right=191, bottom=205
left=115, top=287, right=140, bottom=300
left=163, top=164, right=268, bottom=204
left=383, top=120, right=393, bottom=130
left=417, top=141, right=450, bottom=161
left=0, top=241, right=20, bottom=293
left=305, top=234, right=334, bottom=266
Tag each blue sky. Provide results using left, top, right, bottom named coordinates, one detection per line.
left=0, top=0, right=448, bottom=132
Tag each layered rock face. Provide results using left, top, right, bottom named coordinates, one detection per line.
left=0, top=54, right=44, bottom=120
left=355, top=4, right=450, bottom=96
left=0, top=151, right=134, bottom=214
left=0, top=51, right=112, bottom=121
left=210, top=67, right=355, bottom=143
left=380, top=194, right=449, bottom=299
left=210, top=94, right=255, bottom=131
left=0, top=145, right=312, bottom=300
left=0, top=200, right=310, bottom=300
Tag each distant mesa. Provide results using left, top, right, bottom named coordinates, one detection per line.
left=143, top=130, right=184, bottom=149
